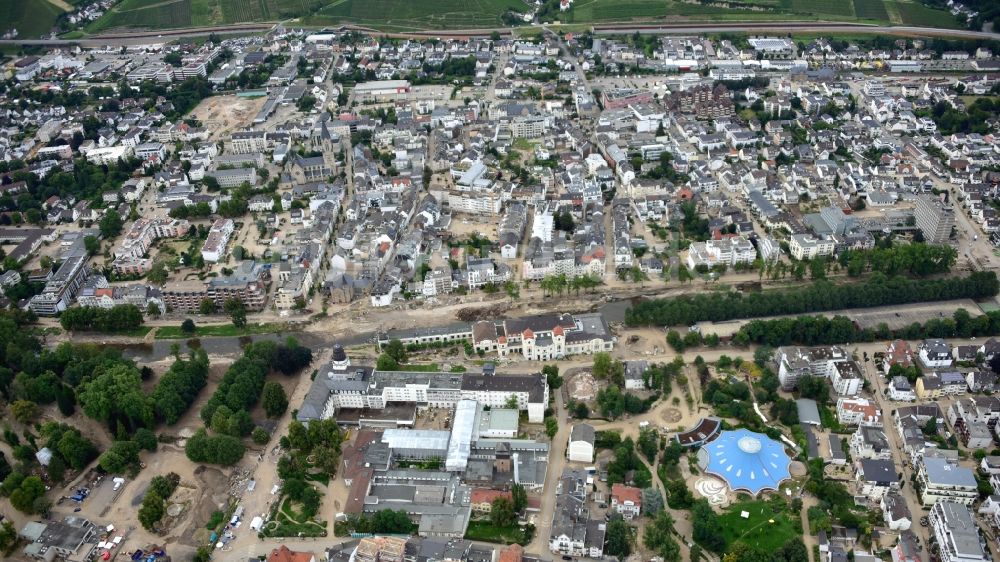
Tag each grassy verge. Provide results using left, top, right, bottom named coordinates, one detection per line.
left=396, top=363, right=441, bottom=372
left=154, top=322, right=290, bottom=339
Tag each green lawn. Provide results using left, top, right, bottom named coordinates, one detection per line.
left=717, top=499, right=801, bottom=553
left=261, top=496, right=326, bottom=538
left=154, top=322, right=289, bottom=339
left=0, top=0, right=66, bottom=39
left=464, top=520, right=531, bottom=544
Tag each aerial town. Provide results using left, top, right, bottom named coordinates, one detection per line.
left=4, top=14, right=1000, bottom=562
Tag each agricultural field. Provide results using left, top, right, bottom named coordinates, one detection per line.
left=88, top=0, right=329, bottom=32
left=570, top=0, right=803, bottom=23
left=853, top=0, right=890, bottom=21
left=83, top=0, right=968, bottom=31
left=0, top=0, right=66, bottom=38
left=87, top=0, right=193, bottom=32
left=787, top=0, right=855, bottom=18
left=315, top=0, right=530, bottom=30
left=891, top=0, right=963, bottom=28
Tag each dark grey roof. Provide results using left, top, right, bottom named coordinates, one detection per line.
left=859, top=458, right=897, bottom=483
left=571, top=423, right=595, bottom=445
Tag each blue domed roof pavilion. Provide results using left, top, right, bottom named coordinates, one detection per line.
left=696, top=428, right=792, bottom=496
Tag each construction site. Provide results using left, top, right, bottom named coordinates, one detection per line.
left=187, top=95, right=267, bottom=141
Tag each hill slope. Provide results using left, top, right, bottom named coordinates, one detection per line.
left=84, top=0, right=962, bottom=33
left=0, top=0, right=68, bottom=39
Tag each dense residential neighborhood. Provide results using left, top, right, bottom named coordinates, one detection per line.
left=4, top=18, right=1000, bottom=562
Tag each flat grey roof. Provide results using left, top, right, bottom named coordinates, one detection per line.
left=923, top=457, right=976, bottom=487
left=796, top=398, right=821, bottom=426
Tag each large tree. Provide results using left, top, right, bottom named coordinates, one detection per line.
left=604, top=518, right=632, bottom=557
left=643, top=510, right=680, bottom=562
left=224, top=298, right=247, bottom=329
left=261, top=381, right=288, bottom=418
left=511, top=483, right=527, bottom=513
left=78, top=364, right=152, bottom=430
left=138, top=492, right=165, bottom=531
left=490, top=496, right=516, bottom=527
left=691, top=499, right=726, bottom=552
left=9, top=476, right=46, bottom=514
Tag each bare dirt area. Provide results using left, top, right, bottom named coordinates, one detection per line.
left=187, top=95, right=266, bottom=141
left=447, top=215, right=497, bottom=239
left=564, top=368, right=598, bottom=402
left=44, top=358, right=244, bottom=562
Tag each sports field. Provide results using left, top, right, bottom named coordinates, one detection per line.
left=0, top=0, right=67, bottom=38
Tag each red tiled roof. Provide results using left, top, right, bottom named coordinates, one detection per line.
left=268, top=546, right=314, bottom=562
left=499, top=544, right=523, bottom=562
left=471, top=489, right=512, bottom=505
left=611, top=483, right=642, bottom=505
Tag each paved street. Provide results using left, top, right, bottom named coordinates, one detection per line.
left=526, top=389, right=568, bottom=554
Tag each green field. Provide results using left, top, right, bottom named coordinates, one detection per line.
left=717, top=500, right=801, bottom=552
left=789, top=0, right=855, bottom=17
left=0, top=0, right=67, bottom=39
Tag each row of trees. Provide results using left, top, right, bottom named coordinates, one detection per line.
left=537, top=273, right=603, bottom=296
left=59, top=305, right=143, bottom=332
left=151, top=349, right=210, bottom=425
left=626, top=271, right=999, bottom=327
left=200, top=340, right=302, bottom=427
left=735, top=307, right=1000, bottom=347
